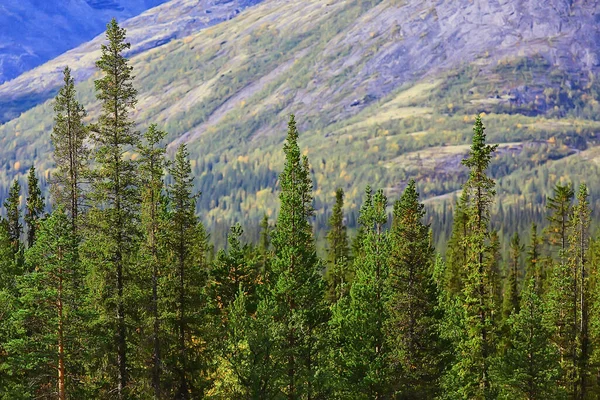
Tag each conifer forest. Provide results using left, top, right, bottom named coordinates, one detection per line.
left=5, top=17, right=600, bottom=400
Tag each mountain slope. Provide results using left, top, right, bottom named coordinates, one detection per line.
left=1, top=0, right=600, bottom=231
left=0, top=0, right=171, bottom=84
left=0, top=0, right=264, bottom=122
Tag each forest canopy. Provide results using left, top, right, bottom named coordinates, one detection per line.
left=0, top=18, right=599, bottom=400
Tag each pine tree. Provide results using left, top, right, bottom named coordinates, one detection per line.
left=4, top=179, right=22, bottom=259
left=387, top=179, right=441, bottom=398
left=85, top=18, right=141, bottom=397
left=547, top=183, right=574, bottom=259
left=495, top=277, right=562, bottom=399
left=330, top=187, right=391, bottom=398
left=443, top=116, right=498, bottom=399
left=138, top=123, right=167, bottom=398
left=164, top=144, right=209, bottom=399
left=445, top=190, right=469, bottom=296
left=211, top=223, right=258, bottom=311
left=487, top=230, right=503, bottom=324
left=222, top=289, right=279, bottom=398
left=51, top=66, right=89, bottom=231
left=325, top=188, right=350, bottom=303
left=0, top=221, right=23, bottom=396
left=25, top=166, right=45, bottom=248
left=503, top=232, right=522, bottom=320
left=546, top=184, right=591, bottom=398
left=255, top=213, right=273, bottom=287
left=5, top=209, right=84, bottom=399
left=570, top=184, right=591, bottom=399
left=525, top=224, right=542, bottom=293
left=269, top=114, right=328, bottom=399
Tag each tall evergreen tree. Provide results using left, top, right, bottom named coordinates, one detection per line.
left=5, top=209, right=84, bottom=400
left=51, top=66, right=89, bottom=231
left=331, top=187, right=391, bottom=398
left=222, top=290, right=279, bottom=399
left=525, top=223, right=542, bottom=293
left=503, top=232, right=522, bottom=320
left=269, top=114, right=328, bottom=399
left=570, top=184, right=591, bottom=399
left=325, top=188, right=350, bottom=303
left=25, top=166, right=45, bottom=248
left=164, top=144, right=209, bottom=399
left=387, top=179, right=441, bottom=398
left=85, top=18, right=141, bottom=397
left=443, top=116, right=498, bottom=399
left=138, top=123, right=168, bottom=398
left=445, top=190, right=469, bottom=296
left=4, top=179, right=22, bottom=259
left=547, top=183, right=574, bottom=259
left=211, top=223, right=258, bottom=311
left=547, top=184, right=591, bottom=398
left=495, top=277, right=562, bottom=399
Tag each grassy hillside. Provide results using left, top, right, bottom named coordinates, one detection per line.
left=1, top=0, right=600, bottom=246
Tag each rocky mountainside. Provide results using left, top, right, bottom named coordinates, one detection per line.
left=0, top=0, right=264, bottom=122
left=1, top=0, right=600, bottom=229
left=0, top=0, right=172, bottom=84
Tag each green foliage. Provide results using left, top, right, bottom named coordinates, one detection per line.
left=25, top=166, right=44, bottom=248
left=5, top=209, right=86, bottom=399
left=330, top=186, right=392, bottom=398
left=84, top=18, right=141, bottom=397
left=494, top=278, right=563, bottom=400
left=268, top=115, right=328, bottom=399
left=443, top=116, right=499, bottom=399
left=3, top=179, right=22, bottom=259
left=325, top=188, right=351, bottom=303
left=50, top=66, right=89, bottom=231
left=163, top=143, right=211, bottom=398
left=386, top=179, right=442, bottom=398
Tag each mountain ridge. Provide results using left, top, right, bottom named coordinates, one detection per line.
left=0, top=0, right=172, bottom=84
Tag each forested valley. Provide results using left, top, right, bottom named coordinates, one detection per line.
left=1, top=19, right=599, bottom=400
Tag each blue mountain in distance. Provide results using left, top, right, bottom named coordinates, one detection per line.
left=0, top=0, right=168, bottom=84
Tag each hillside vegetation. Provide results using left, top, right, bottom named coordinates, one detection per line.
left=1, top=0, right=600, bottom=244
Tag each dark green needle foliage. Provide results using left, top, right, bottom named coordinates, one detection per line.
left=269, top=114, right=328, bottom=399
left=325, top=188, right=351, bottom=303
left=387, top=179, right=442, bottom=399
left=25, top=166, right=45, bottom=248
left=51, top=66, right=89, bottom=231
left=330, top=186, right=392, bottom=399
left=84, top=18, right=141, bottom=397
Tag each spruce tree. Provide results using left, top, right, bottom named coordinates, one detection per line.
left=138, top=123, right=168, bottom=398
left=5, top=209, right=84, bottom=399
left=223, top=289, right=279, bottom=398
left=547, top=184, right=591, bottom=398
left=269, top=114, right=328, bottom=399
left=495, top=277, right=562, bottom=399
left=443, top=116, right=498, bottom=399
left=4, top=179, right=22, bottom=259
left=85, top=18, right=141, bottom=397
left=330, top=187, right=391, bottom=398
left=325, top=188, right=350, bottom=303
left=525, top=223, right=542, bottom=293
left=570, top=184, right=591, bottom=399
left=445, top=190, right=469, bottom=296
left=164, top=144, right=209, bottom=399
left=547, top=183, right=574, bottom=259
left=25, top=166, right=44, bottom=248
left=387, top=179, right=441, bottom=398
left=502, top=232, right=522, bottom=320
left=51, top=66, right=89, bottom=231
left=211, top=223, right=258, bottom=311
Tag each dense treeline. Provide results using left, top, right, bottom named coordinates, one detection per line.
left=2, top=19, right=600, bottom=400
